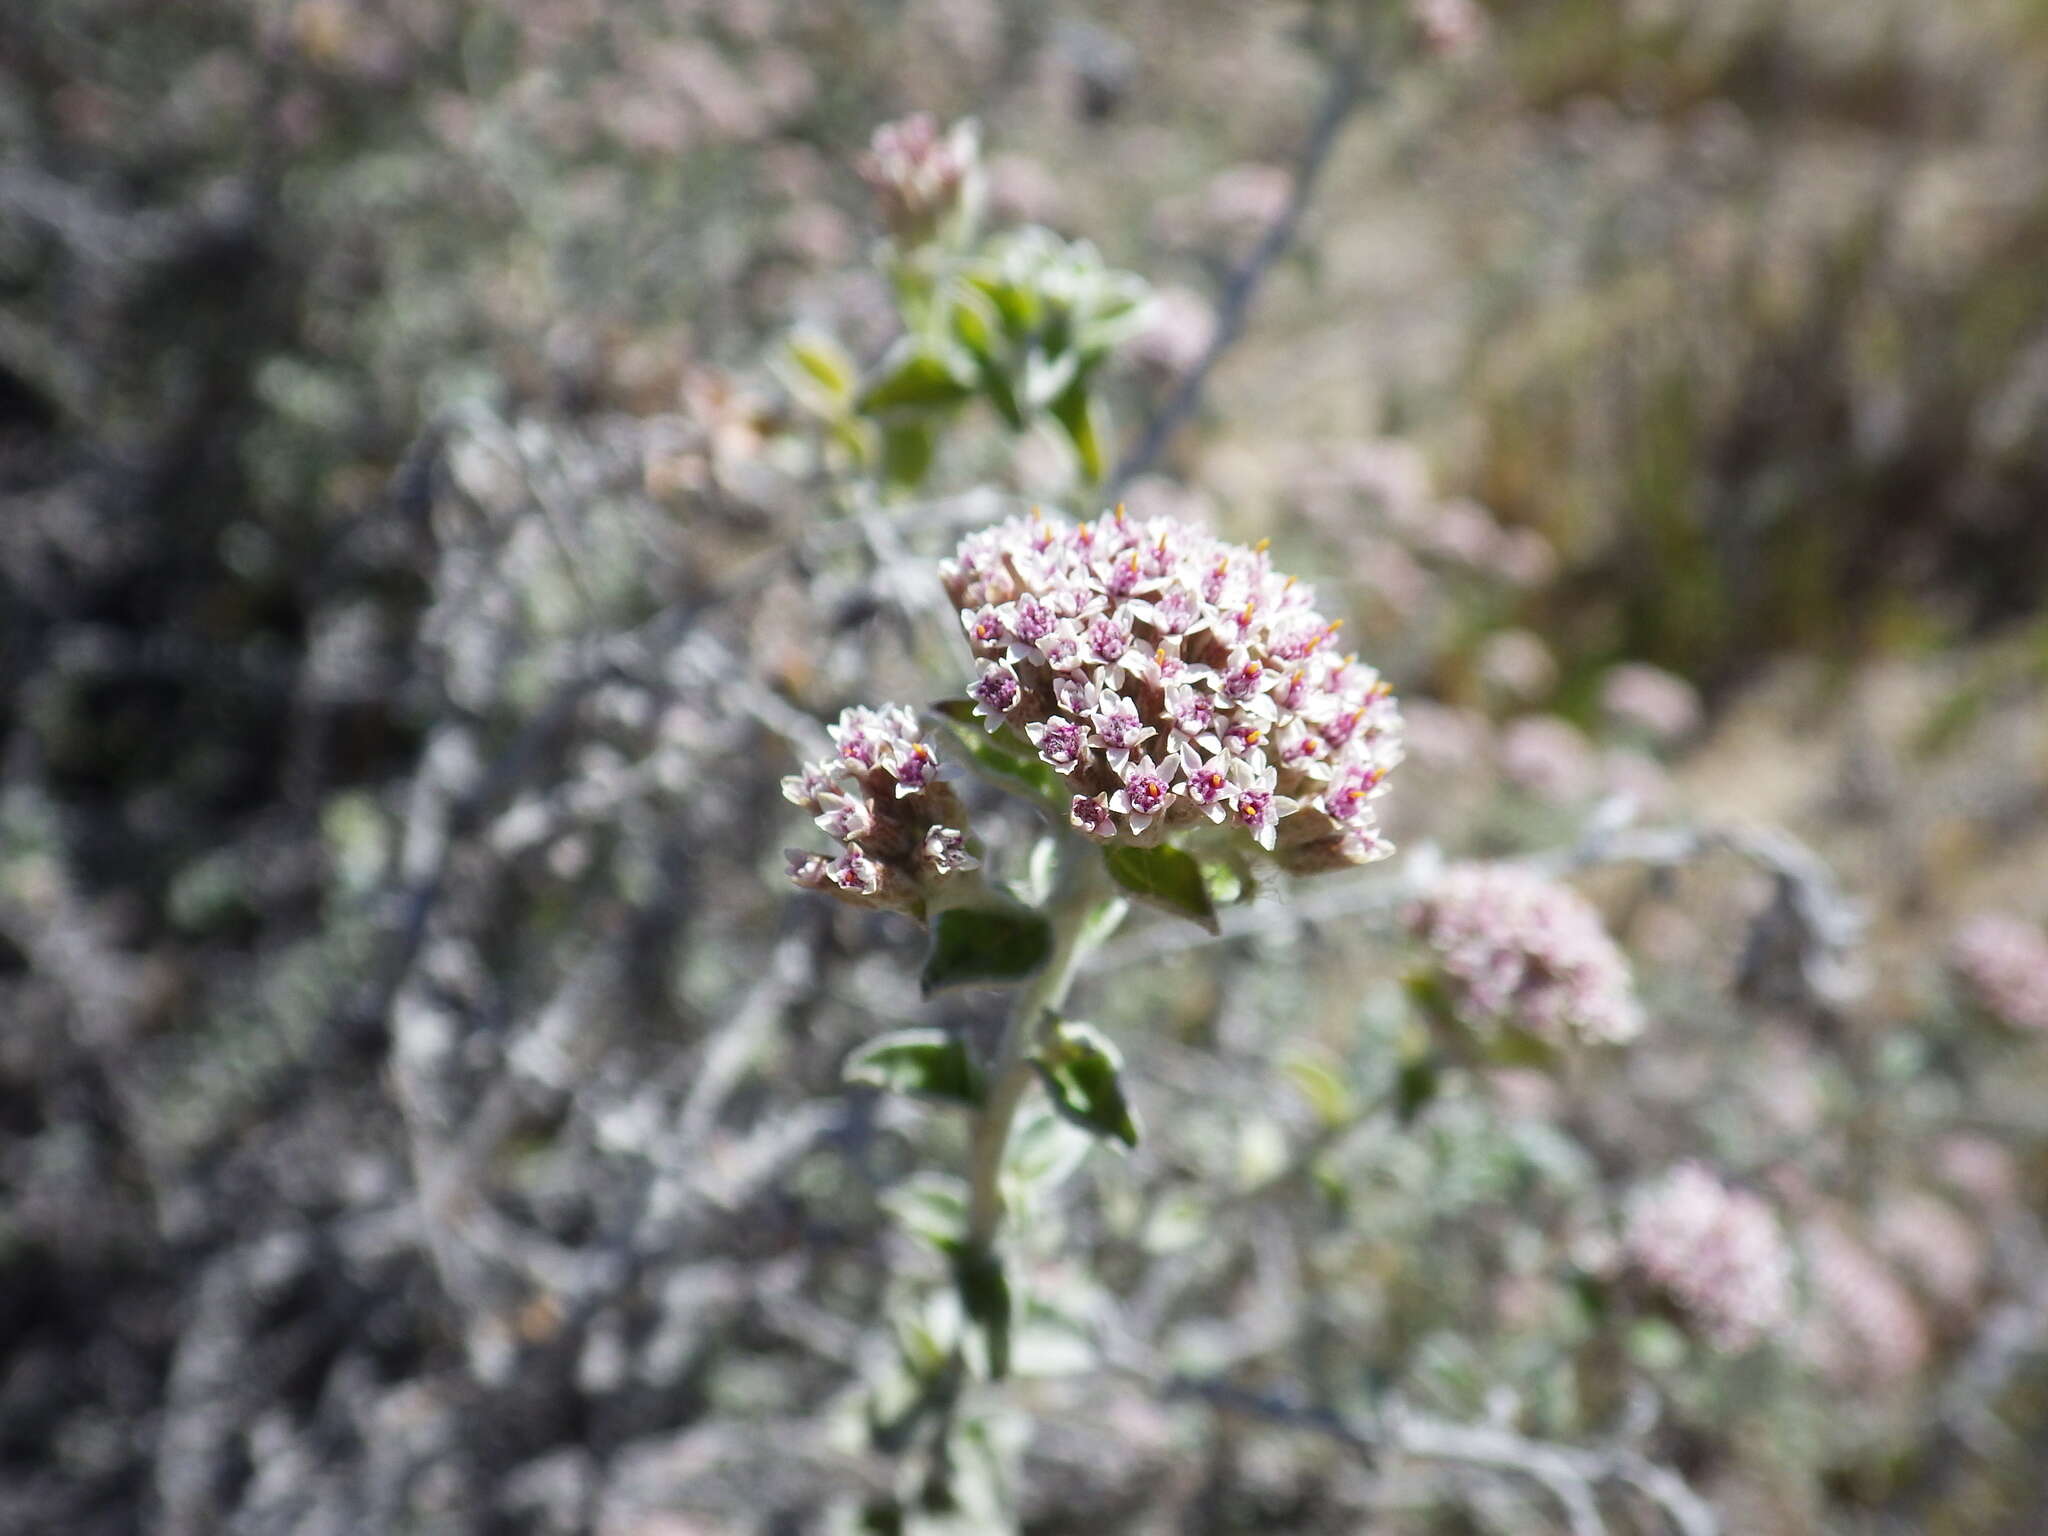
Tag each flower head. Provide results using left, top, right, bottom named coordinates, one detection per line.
left=1405, top=862, right=1643, bottom=1045
left=1625, top=1163, right=1792, bottom=1352
left=1800, top=1220, right=1930, bottom=1386
left=1600, top=662, right=1701, bottom=744
left=938, top=508, right=1402, bottom=863
left=784, top=704, right=975, bottom=916
left=856, top=113, right=981, bottom=245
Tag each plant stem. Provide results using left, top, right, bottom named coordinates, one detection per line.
left=965, top=853, right=1116, bottom=1252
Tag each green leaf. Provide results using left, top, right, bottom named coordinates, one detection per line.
left=952, top=1246, right=1013, bottom=1380
left=845, top=1027, right=982, bottom=1108
left=883, top=1172, right=970, bottom=1253
left=1074, top=282, right=1153, bottom=358
left=1395, top=1054, right=1440, bottom=1125
left=1033, top=1020, right=1140, bottom=1149
left=1102, top=843, right=1219, bottom=934
left=929, top=700, right=1070, bottom=813
left=950, top=291, right=1027, bottom=430
left=1002, top=1097, right=1093, bottom=1193
left=963, top=270, right=1041, bottom=337
left=974, top=352, right=1027, bottom=432
left=1046, top=372, right=1103, bottom=483
left=921, top=902, right=1053, bottom=996
left=1202, top=850, right=1254, bottom=908
left=1280, top=1048, right=1354, bottom=1128
left=774, top=329, right=857, bottom=416
left=879, top=420, right=936, bottom=492
left=1022, top=347, right=1080, bottom=412
left=858, top=341, right=976, bottom=418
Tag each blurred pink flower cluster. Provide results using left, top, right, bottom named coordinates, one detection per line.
left=1800, top=1220, right=1930, bottom=1386
left=1406, top=862, right=1643, bottom=1044
left=1948, top=912, right=2048, bottom=1032
left=941, top=509, right=1404, bottom=866
left=1599, top=662, right=1702, bottom=744
left=856, top=112, right=980, bottom=244
left=1625, top=1162, right=1793, bottom=1352
left=783, top=705, right=977, bottom=911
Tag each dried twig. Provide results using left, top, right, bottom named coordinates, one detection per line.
left=1110, top=27, right=1378, bottom=494
left=1157, top=1371, right=1718, bottom=1536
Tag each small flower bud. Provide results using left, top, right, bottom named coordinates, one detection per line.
left=856, top=113, right=981, bottom=246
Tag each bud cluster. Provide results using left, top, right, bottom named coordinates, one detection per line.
left=1948, top=912, right=2048, bottom=1032
left=856, top=113, right=980, bottom=246
left=1624, top=1163, right=1793, bottom=1352
left=1404, top=862, right=1643, bottom=1044
left=783, top=705, right=977, bottom=914
left=940, top=508, right=1403, bottom=868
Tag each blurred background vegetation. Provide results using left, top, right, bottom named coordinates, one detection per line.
left=4, top=1, right=2048, bottom=1532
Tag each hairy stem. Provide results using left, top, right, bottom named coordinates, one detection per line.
left=965, top=852, right=1117, bottom=1252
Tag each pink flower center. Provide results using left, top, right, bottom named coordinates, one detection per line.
left=1087, top=617, right=1130, bottom=663
left=1012, top=595, right=1056, bottom=643
left=1127, top=775, right=1169, bottom=814
left=1223, top=661, right=1264, bottom=700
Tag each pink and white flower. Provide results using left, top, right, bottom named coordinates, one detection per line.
left=1625, top=1164, right=1791, bottom=1353
left=828, top=846, right=881, bottom=895
left=1088, top=691, right=1156, bottom=764
left=1404, top=862, right=1642, bottom=1045
left=934, top=507, right=1404, bottom=858
left=967, top=661, right=1022, bottom=729
left=920, top=825, right=979, bottom=874
left=1109, top=752, right=1179, bottom=835
left=1178, top=744, right=1238, bottom=823
left=1070, top=794, right=1116, bottom=839
left=1026, top=715, right=1088, bottom=774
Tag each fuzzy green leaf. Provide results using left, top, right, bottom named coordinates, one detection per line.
left=858, top=341, right=976, bottom=417
left=921, top=902, right=1053, bottom=996
left=1102, top=843, right=1219, bottom=934
left=883, top=1173, right=970, bottom=1254
left=1280, top=1048, right=1354, bottom=1128
left=1046, top=372, right=1103, bottom=483
left=952, top=1246, right=1012, bottom=1380
left=879, top=420, right=937, bottom=492
left=774, top=330, right=858, bottom=416
left=1033, top=1020, right=1140, bottom=1149
left=1395, top=1054, right=1441, bottom=1125
left=845, top=1027, right=981, bottom=1107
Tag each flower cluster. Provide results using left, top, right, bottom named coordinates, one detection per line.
left=783, top=705, right=977, bottom=914
left=1404, top=862, right=1643, bottom=1044
left=1948, top=912, right=2048, bottom=1032
left=1800, top=1221, right=1930, bottom=1387
left=939, top=508, right=1402, bottom=868
left=1599, top=662, right=1701, bottom=744
left=856, top=113, right=980, bottom=246
left=1624, top=1163, right=1793, bottom=1352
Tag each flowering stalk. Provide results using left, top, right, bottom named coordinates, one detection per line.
left=965, top=849, right=1118, bottom=1256
left=787, top=505, right=1406, bottom=1380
